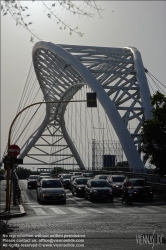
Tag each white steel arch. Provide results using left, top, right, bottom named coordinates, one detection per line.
left=19, top=41, right=152, bottom=170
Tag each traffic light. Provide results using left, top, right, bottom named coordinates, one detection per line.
left=87, top=92, right=97, bottom=107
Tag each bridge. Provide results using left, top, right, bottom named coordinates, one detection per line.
left=2, top=41, right=164, bottom=172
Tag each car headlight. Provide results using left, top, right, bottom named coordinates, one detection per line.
left=115, top=185, right=119, bottom=188
left=78, top=187, right=82, bottom=190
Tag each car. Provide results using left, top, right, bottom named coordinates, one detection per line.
left=37, top=175, right=51, bottom=184
left=61, top=174, right=73, bottom=189
left=72, top=172, right=83, bottom=176
left=130, top=178, right=153, bottom=201
left=37, top=178, right=66, bottom=204
left=0, top=174, right=5, bottom=180
left=40, top=172, right=51, bottom=177
left=94, top=174, right=109, bottom=180
left=85, top=179, right=113, bottom=202
left=72, top=177, right=90, bottom=196
left=27, top=175, right=40, bottom=189
left=68, top=175, right=82, bottom=191
left=106, top=175, right=126, bottom=195
left=81, top=172, right=95, bottom=178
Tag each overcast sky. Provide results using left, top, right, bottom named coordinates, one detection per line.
left=1, top=1, right=166, bottom=166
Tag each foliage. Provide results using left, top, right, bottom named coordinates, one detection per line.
left=115, top=161, right=129, bottom=168
left=0, top=169, right=6, bottom=175
left=140, top=91, right=166, bottom=176
left=51, top=167, right=64, bottom=174
left=15, top=166, right=32, bottom=179
left=1, top=0, right=103, bottom=42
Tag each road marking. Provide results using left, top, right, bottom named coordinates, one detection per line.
left=32, top=208, right=47, bottom=215
left=50, top=207, right=67, bottom=214
left=66, top=196, right=80, bottom=204
left=67, top=207, right=87, bottom=214
left=85, top=207, right=104, bottom=213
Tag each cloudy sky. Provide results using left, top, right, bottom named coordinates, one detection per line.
left=1, top=1, right=166, bottom=166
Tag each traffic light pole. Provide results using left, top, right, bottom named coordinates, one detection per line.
left=6, top=98, right=96, bottom=211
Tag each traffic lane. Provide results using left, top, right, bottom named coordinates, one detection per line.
left=19, top=180, right=38, bottom=204
left=4, top=212, right=166, bottom=250
left=20, top=180, right=82, bottom=207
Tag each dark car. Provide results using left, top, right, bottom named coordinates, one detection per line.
left=130, top=178, right=153, bottom=201
left=61, top=174, right=73, bottom=189
left=69, top=175, right=82, bottom=191
left=85, top=179, right=113, bottom=202
left=94, top=175, right=109, bottom=180
left=81, top=172, right=95, bottom=178
left=27, top=175, right=40, bottom=189
left=72, top=178, right=90, bottom=196
left=106, top=175, right=126, bottom=195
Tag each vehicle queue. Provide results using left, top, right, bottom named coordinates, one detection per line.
left=27, top=171, right=154, bottom=205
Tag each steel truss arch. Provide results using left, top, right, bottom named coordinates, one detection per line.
left=19, top=41, right=152, bottom=170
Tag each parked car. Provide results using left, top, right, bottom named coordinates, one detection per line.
left=130, top=178, right=153, bottom=201
left=68, top=175, right=82, bottom=191
left=37, top=178, right=66, bottom=204
left=27, top=175, right=40, bottom=189
left=106, top=175, right=126, bottom=195
left=85, top=179, right=113, bottom=202
left=61, top=174, right=73, bottom=189
left=94, top=175, right=109, bottom=180
left=81, top=172, right=95, bottom=178
left=72, top=177, right=90, bottom=196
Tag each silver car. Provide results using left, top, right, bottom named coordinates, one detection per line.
left=37, top=178, right=66, bottom=204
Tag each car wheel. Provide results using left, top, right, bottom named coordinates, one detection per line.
left=85, top=193, right=87, bottom=199
left=72, top=188, right=75, bottom=195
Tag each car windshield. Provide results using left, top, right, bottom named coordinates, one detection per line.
left=91, top=181, right=110, bottom=187
left=29, top=176, right=39, bottom=179
left=77, top=179, right=88, bottom=185
left=112, top=176, right=125, bottom=182
left=85, top=173, right=94, bottom=177
left=63, top=175, right=72, bottom=179
left=42, top=180, right=62, bottom=188
left=71, top=176, right=81, bottom=181
left=131, top=180, right=146, bottom=186
left=98, top=175, right=108, bottom=179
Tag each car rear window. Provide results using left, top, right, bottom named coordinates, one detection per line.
left=29, top=176, right=39, bottom=179
left=42, top=180, right=62, bottom=188
left=91, top=181, right=110, bottom=187
left=63, top=175, right=72, bottom=178
left=77, top=179, right=88, bottom=185
left=131, top=180, right=146, bottom=186
left=112, top=176, right=125, bottom=182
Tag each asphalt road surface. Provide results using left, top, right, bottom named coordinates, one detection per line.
left=1, top=180, right=166, bottom=250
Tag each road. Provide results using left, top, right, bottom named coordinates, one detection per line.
left=1, top=180, right=166, bottom=250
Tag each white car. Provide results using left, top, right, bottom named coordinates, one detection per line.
left=37, top=178, right=66, bottom=204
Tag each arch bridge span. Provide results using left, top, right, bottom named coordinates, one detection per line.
left=19, top=41, right=152, bottom=170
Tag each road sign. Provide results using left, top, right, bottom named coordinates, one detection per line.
left=8, top=144, right=20, bottom=157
